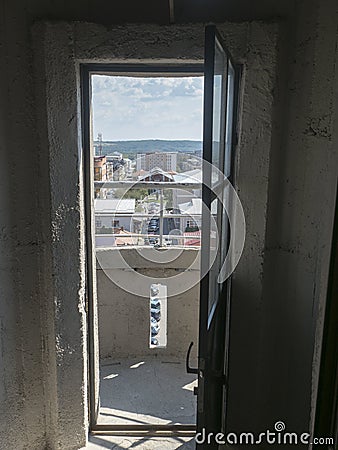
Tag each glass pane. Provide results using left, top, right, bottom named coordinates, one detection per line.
left=224, top=61, right=235, bottom=177
left=221, top=184, right=230, bottom=263
left=208, top=198, right=220, bottom=317
left=211, top=39, right=227, bottom=185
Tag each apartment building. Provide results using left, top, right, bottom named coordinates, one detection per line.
left=136, top=151, right=178, bottom=172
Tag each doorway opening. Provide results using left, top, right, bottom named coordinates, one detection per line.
left=82, top=26, right=241, bottom=443
left=86, top=67, right=205, bottom=433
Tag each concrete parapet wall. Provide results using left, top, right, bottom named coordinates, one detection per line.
left=96, top=247, right=200, bottom=360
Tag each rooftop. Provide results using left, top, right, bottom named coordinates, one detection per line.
left=94, top=198, right=136, bottom=214
left=173, top=169, right=202, bottom=184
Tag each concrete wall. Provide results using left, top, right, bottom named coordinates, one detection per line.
left=227, top=0, right=338, bottom=444
left=97, top=248, right=200, bottom=360
left=29, top=21, right=251, bottom=449
left=0, top=1, right=337, bottom=449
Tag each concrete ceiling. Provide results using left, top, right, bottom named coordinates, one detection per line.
left=33, top=0, right=296, bottom=25
left=174, top=0, right=296, bottom=22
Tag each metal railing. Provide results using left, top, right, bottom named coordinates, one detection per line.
left=94, top=179, right=202, bottom=248
left=94, top=181, right=200, bottom=189
left=95, top=232, right=201, bottom=248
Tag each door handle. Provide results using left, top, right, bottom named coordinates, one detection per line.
left=186, top=341, right=198, bottom=374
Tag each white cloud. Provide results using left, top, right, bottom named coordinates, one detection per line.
left=91, top=75, right=204, bottom=140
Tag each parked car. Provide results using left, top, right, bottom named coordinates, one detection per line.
left=148, top=218, right=159, bottom=232
left=149, top=237, right=158, bottom=245
left=148, top=225, right=159, bottom=233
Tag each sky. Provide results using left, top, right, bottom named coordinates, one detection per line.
left=91, top=75, right=204, bottom=141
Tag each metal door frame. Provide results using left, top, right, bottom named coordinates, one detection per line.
left=196, top=24, right=241, bottom=445
left=80, top=62, right=204, bottom=435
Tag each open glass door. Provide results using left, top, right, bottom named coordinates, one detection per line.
left=187, top=24, right=240, bottom=449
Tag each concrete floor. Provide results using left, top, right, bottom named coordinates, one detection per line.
left=98, top=356, right=197, bottom=426
left=84, top=435, right=196, bottom=449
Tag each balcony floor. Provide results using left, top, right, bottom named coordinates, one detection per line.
left=98, top=356, right=197, bottom=426
left=85, top=435, right=195, bottom=449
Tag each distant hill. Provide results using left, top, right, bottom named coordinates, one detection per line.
left=94, top=140, right=202, bottom=156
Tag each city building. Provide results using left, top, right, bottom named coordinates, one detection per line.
left=105, top=154, right=126, bottom=181
left=136, top=151, right=178, bottom=172
left=123, top=157, right=133, bottom=179
left=138, top=167, right=175, bottom=182
left=180, top=156, right=201, bottom=172
left=94, top=155, right=107, bottom=182
left=177, top=196, right=217, bottom=233
left=172, top=168, right=202, bottom=210
left=94, top=198, right=136, bottom=231
left=94, top=155, right=107, bottom=198
left=106, top=152, right=123, bottom=162
left=178, top=198, right=202, bottom=231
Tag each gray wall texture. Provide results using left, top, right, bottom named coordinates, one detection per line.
left=96, top=248, right=200, bottom=360
left=0, top=1, right=337, bottom=449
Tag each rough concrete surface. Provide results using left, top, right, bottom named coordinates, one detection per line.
left=98, top=357, right=197, bottom=426
left=96, top=247, right=199, bottom=360
left=32, top=19, right=277, bottom=448
left=0, top=1, right=337, bottom=449
left=83, top=435, right=195, bottom=450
